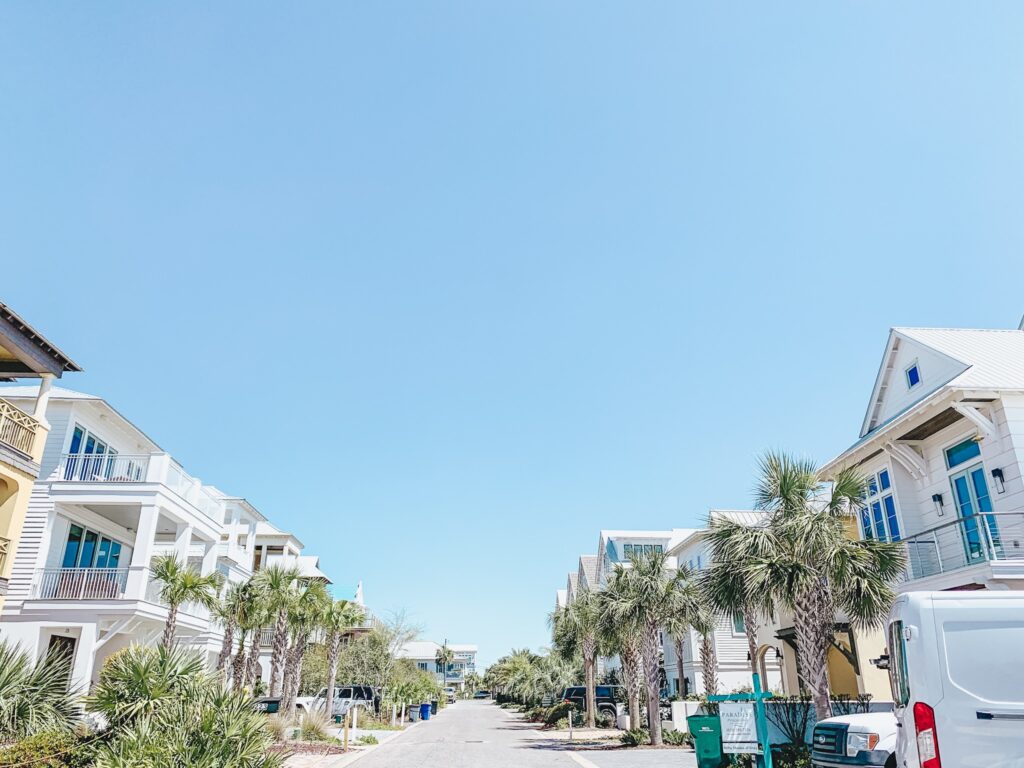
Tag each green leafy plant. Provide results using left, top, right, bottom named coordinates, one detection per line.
left=619, top=728, right=650, bottom=746
left=765, top=695, right=813, bottom=746
left=772, top=744, right=812, bottom=768
left=663, top=729, right=692, bottom=746
left=150, top=555, right=222, bottom=650
left=0, top=640, right=78, bottom=741
left=0, top=730, right=97, bottom=768
left=355, top=734, right=378, bottom=745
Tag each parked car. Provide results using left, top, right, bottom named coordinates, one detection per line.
left=889, top=591, right=1024, bottom=767
left=297, top=684, right=380, bottom=717
left=560, top=685, right=623, bottom=717
left=472, top=690, right=491, bottom=699
left=811, top=712, right=896, bottom=768
left=445, top=687, right=457, bottom=704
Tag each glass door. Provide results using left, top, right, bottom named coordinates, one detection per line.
left=950, top=463, right=1002, bottom=563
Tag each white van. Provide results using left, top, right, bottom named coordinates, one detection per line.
left=889, top=591, right=1024, bottom=768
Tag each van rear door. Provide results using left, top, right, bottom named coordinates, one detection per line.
left=935, top=596, right=1024, bottom=766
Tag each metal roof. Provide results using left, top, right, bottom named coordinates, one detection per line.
left=0, top=301, right=82, bottom=379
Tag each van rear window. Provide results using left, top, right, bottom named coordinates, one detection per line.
left=944, top=620, right=1024, bottom=703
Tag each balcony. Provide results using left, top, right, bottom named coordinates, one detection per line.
left=33, top=567, right=130, bottom=600
left=55, top=452, right=223, bottom=524
left=901, top=511, right=1024, bottom=582
left=0, top=397, right=41, bottom=458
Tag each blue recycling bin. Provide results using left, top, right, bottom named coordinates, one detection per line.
left=420, top=703, right=431, bottom=721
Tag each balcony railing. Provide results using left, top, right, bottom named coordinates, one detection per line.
left=901, top=511, right=1024, bottom=581
left=59, top=453, right=149, bottom=483
left=0, top=398, right=40, bottom=457
left=33, top=567, right=129, bottom=599
left=0, top=536, right=9, bottom=574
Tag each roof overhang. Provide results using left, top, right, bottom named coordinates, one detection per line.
left=0, top=302, right=81, bottom=381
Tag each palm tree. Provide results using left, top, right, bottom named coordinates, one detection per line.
left=435, top=645, right=454, bottom=691
left=322, top=599, right=365, bottom=715
left=150, top=555, right=222, bottom=649
left=282, top=579, right=329, bottom=717
left=602, top=550, right=700, bottom=746
left=597, top=573, right=644, bottom=729
left=215, top=581, right=253, bottom=680
left=254, top=564, right=300, bottom=697
left=705, top=450, right=906, bottom=721
left=552, top=590, right=602, bottom=728
left=703, top=554, right=766, bottom=679
left=0, top=639, right=78, bottom=741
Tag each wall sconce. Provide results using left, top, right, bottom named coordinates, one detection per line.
left=932, top=493, right=945, bottom=517
left=992, top=468, right=1006, bottom=494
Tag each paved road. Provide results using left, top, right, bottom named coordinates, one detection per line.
left=352, top=701, right=695, bottom=768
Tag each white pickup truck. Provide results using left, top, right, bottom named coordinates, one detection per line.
left=813, top=591, right=1024, bottom=768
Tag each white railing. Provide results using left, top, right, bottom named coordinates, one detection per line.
left=34, top=567, right=129, bottom=599
left=144, top=577, right=211, bottom=621
left=900, top=511, right=1024, bottom=581
left=59, top=453, right=149, bottom=483
left=0, top=398, right=40, bottom=456
left=259, top=627, right=275, bottom=647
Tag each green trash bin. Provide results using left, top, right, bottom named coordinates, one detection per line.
left=687, top=714, right=725, bottom=768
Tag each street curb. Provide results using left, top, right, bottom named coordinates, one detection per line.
left=311, top=722, right=421, bottom=768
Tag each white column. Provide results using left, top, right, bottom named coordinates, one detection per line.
left=127, top=505, right=161, bottom=599
left=174, top=523, right=193, bottom=563
left=244, top=522, right=256, bottom=561
left=201, top=539, right=218, bottom=577
left=32, top=373, right=55, bottom=423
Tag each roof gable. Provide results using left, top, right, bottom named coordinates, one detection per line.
left=860, top=329, right=969, bottom=436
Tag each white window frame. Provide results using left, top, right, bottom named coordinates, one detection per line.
left=858, top=463, right=904, bottom=543
left=905, top=360, right=922, bottom=390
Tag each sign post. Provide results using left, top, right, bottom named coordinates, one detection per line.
left=708, top=672, right=773, bottom=768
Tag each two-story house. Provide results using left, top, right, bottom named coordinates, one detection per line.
left=0, top=303, right=80, bottom=609
left=398, top=640, right=478, bottom=690
left=816, top=324, right=1024, bottom=699
left=0, top=386, right=314, bottom=688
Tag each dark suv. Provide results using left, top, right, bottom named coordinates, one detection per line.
left=560, top=685, right=623, bottom=717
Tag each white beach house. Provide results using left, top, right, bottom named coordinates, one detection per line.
left=0, top=386, right=332, bottom=690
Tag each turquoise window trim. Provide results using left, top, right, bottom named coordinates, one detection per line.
left=945, top=438, right=982, bottom=470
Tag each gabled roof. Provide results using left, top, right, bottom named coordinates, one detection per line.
left=0, top=302, right=81, bottom=381
left=709, top=509, right=769, bottom=527
left=578, top=555, right=598, bottom=587
left=860, top=327, right=1024, bottom=437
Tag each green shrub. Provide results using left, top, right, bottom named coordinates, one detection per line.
left=299, top=711, right=332, bottom=742
left=772, top=744, right=812, bottom=768
left=595, top=710, right=616, bottom=728
left=543, top=702, right=583, bottom=727
left=663, top=729, right=692, bottom=747
left=619, top=728, right=649, bottom=746
left=355, top=734, right=378, bottom=745
left=0, top=730, right=97, bottom=768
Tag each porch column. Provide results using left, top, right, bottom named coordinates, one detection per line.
left=127, top=505, right=160, bottom=600
left=32, top=373, right=54, bottom=423
left=201, top=539, right=218, bottom=577
left=244, top=522, right=256, bottom=564
left=174, top=523, right=193, bottom=564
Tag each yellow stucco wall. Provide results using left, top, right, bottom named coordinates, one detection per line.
left=0, top=418, right=48, bottom=613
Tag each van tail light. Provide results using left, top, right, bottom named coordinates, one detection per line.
left=913, top=702, right=941, bottom=768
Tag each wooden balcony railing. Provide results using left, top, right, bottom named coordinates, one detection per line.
left=0, top=398, right=40, bottom=457
left=0, top=536, right=9, bottom=575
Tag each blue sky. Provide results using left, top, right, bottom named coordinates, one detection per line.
left=3, top=2, right=1024, bottom=667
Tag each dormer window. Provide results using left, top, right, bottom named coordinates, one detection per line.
left=905, top=362, right=921, bottom=390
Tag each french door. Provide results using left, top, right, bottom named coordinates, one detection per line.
left=950, top=463, right=1002, bottom=562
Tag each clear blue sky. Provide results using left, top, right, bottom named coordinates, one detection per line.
left=3, top=2, right=1024, bottom=668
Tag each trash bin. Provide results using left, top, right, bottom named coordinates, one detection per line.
left=408, top=705, right=420, bottom=722
left=686, top=714, right=725, bottom=768
left=431, top=699, right=438, bottom=715
left=420, top=702, right=431, bottom=721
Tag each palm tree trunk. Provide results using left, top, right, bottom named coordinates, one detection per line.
left=232, top=629, right=249, bottom=691
left=325, top=630, right=341, bottom=719
left=794, top=593, right=833, bottom=721
left=700, top=632, right=719, bottom=696
left=245, top=630, right=263, bottom=691
left=673, top=634, right=687, bottom=696
left=269, top=608, right=289, bottom=697
left=217, top=620, right=236, bottom=679
left=742, top=606, right=760, bottom=677
left=161, top=603, right=179, bottom=649
left=642, top=621, right=663, bottom=745
left=284, top=633, right=308, bottom=718
left=582, top=638, right=597, bottom=729
left=620, top=642, right=642, bottom=730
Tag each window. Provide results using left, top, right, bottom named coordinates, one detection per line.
left=950, top=463, right=1002, bottom=561
left=64, top=425, right=123, bottom=481
left=888, top=621, right=910, bottom=707
left=945, top=438, right=982, bottom=469
left=732, top=613, right=746, bottom=634
left=905, top=362, right=921, bottom=389
left=62, top=524, right=123, bottom=568
left=417, top=662, right=429, bottom=671
left=859, top=469, right=901, bottom=542
left=623, top=544, right=634, bottom=557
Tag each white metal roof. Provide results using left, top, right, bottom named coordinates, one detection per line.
left=893, top=327, right=1024, bottom=390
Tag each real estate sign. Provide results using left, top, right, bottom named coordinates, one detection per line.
left=719, top=701, right=761, bottom=754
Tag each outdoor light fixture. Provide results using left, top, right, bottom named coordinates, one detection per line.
left=932, top=493, right=945, bottom=517
left=992, top=468, right=1006, bottom=494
